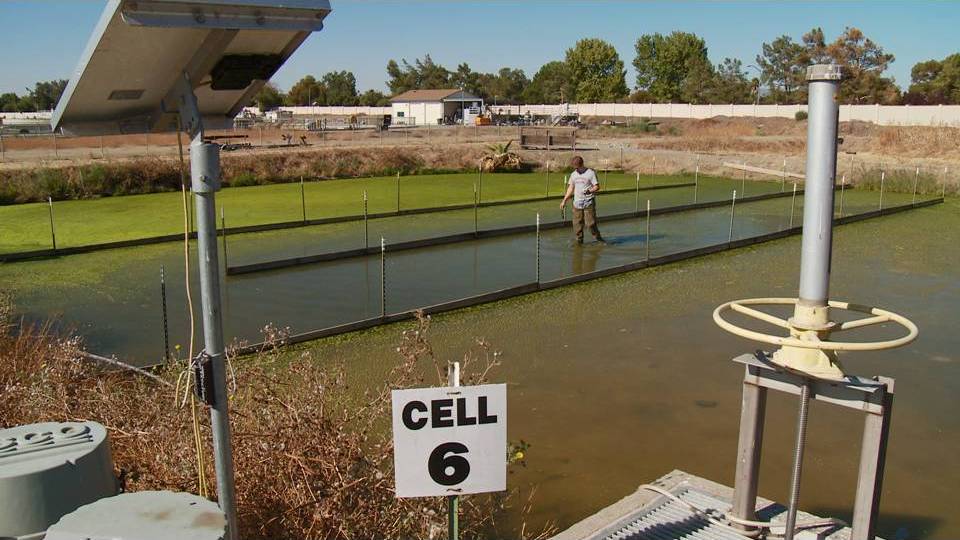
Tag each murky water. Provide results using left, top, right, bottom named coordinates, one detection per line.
left=0, top=181, right=951, bottom=538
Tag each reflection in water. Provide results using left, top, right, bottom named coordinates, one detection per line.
left=572, top=244, right=601, bottom=274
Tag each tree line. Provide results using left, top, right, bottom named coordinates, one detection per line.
left=3, top=28, right=959, bottom=113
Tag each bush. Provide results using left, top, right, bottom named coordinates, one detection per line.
left=795, top=110, right=808, bottom=121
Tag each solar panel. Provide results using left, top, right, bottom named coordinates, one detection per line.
left=51, top=0, right=331, bottom=135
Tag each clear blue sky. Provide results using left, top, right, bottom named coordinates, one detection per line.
left=1, top=1, right=958, bottom=96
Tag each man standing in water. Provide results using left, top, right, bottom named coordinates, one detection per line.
left=560, top=156, right=604, bottom=244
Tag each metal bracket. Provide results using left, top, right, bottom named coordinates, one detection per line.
left=730, top=351, right=894, bottom=540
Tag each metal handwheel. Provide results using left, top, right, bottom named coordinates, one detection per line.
left=713, top=297, right=918, bottom=352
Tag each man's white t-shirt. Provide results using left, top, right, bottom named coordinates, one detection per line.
left=569, top=168, right=599, bottom=208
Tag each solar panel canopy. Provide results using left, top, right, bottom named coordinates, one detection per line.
left=52, top=0, right=331, bottom=136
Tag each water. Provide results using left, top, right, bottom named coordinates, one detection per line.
left=0, top=183, right=951, bottom=538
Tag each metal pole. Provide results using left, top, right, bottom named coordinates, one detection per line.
left=52, top=133, right=59, bottom=159
left=100, top=135, right=105, bottom=159
left=473, top=183, right=478, bottom=237
left=47, top=197, right=57, bottom=251
left=545, top=162, right=550, bottom=197
left=694, top=164, right=700, bottom=203
left=478, top=164, right=483, bottom=203
left=363, top=190, right=369, bottom=250
left=190, top=138, right=238, bottom=540
left=635, top=171, right=640, bottom=214
left=784, top=383, right=812, bottom=540
left=943, top=166, right=948, bottom=198
left=220, top=207, right=228, bottom=270
left=380, top=237, right=386, bottom=318
left=797, top=65, right=841, bottom=307
left=447, top=362, right=461, bottom=540
left=619, top=145, right=623, bottom=170
left=300, top=175, right=307, bottom=223
left=535, top=213, right=541, bottom=283
left=728, top=190, right=737, bottom=243
left=652, top=155, right=656, bottom=176
left=912, top=166, right=919, bottom=205
left=160, top=266, right=169, bottom=361
left=741, top=161, right=747, bottom=196
left=789, top=183, right=797, bottom=228
left=396, top=171, right=401, bottom=212
left=839, top=175, right=846, bottom=218
left=782, top=157, right=787, bottom=192
left=878, top=171, right=885, bottom=211
left=645, top=199, right=651, bottom=261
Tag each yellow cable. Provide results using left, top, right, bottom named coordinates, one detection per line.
left=177, top=125, right=208, bottom=498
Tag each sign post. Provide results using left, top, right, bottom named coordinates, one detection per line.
left=392, top=376, right=507, bottom=537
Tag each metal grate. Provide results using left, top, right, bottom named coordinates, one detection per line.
left=600, top=487, right=753, bottom=540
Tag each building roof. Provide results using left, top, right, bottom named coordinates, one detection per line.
left=390, top=89, right=482, bottom=103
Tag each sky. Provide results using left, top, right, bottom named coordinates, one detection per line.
left=1, top=1, right=958, bottom=97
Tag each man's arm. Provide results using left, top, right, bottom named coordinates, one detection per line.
left=583, top=170, right=600, bottom=194
left=560, top=183, right=575, bottom=209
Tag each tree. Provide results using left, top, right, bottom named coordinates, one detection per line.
left=385, top=55, right=451, bottom=95
left=359, top=89, right=390, bottom=107
left=633, top=31, right=713, bottom=103
left=254, top=83, right=285, bottom=112
left=565, top=38, right=628, bottom=102
left=321, top=70, right=359, bottom=106
left=286, top=75, right=324, bottom=106
left=825, top=27, right=899, bottom=104
left=0, top=93, right=19, bottom=112
left=706, top=58, right=754, bottom=104
left=904, top=54, right=960, bottom=104
left=756, top=35, right=808, bottom=102
left=450, top=62, right=482, bottom=96
left=523, top=61, right=572, bottom=104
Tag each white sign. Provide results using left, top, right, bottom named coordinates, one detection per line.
left=392, top=383, right=506, bottom=498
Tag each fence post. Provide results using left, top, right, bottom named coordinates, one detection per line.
left=478, top=164, right=483, bottom=203
left=47, top=197, right=57, bottom=251
left=619, top=145, right=623, bottom=170
left=694, top=163, right=700, bottom=203
left=535, top=213, right=541, bottom=283
left=635, top=171, right=640, bottom=214
left=645, top=199, right=652, bottom=261
left=300, top=176, right=307, bottom=223
left=473, top=183, right=478, bottom=237
left=728, top=190, right=737, bottom=243
left=545, top=162, right=550, bottom=197
left=943, top=166, right=948, bottom=198
left=396, top=171, right=401, bottom=212
left=789, top=182, right=798, bottom=229
left=839, top=174, right=846, bottom=218
left=363, top=190, right=369, bottom=250
left=52, top=133, right=59, bottom=160
left=741, top=161, right=747, bottom=196
left=220, top=207, right=228, bottom=270
left=652, top=155, right=656, bottom=176
left=160, top=265, right=169, bottom=362
left=782, top=157, right=787, bottom=192
left=447, top=362, right=461, bottom=540
left=100, top=135, right=105, bottom=159
left=878, top=171, right=885, bottom=211
left=380, top=237, right=386, bottom=318
left=912, top=166, right=919, bottom=205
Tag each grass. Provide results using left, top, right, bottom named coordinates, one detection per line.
left=0, top=171, right=688, bottom=253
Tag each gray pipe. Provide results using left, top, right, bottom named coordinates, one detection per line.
left=190, top=139, right=238, bottom=540
left=798, top=65, right=842, bottom=306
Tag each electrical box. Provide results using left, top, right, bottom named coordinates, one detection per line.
left=0, top=421, right=116, bottom=539
left=45, top=491, right=226, bottom=540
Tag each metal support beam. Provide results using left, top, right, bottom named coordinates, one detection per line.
left=731, top=379, right=766, bottom=528
left=851, top=376, right=895, bottom=540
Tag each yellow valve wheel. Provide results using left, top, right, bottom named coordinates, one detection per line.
left=713, top=297, right=918, bottom=352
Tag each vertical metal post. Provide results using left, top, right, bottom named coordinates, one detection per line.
left=380, top=237, right=386, bottom=318
left=942, top=166, right=948, bottom=198
left=535, top=213, right=541, bottom=283
left=52, top=133, right=59, bottom=159
left=160, top=265, right=170, bottom=361
left=652, top=155, right=656, bottom=176
left=694, top=163, right=700, bottom=203
left=741, top=161, right=747, bottom=196
left=100, top=135, right=105, bottom=159
left=797, top=64, right=841, bottom=307
left=447, top=362, right=461, bottom=540
left=363, top=190, right=369, bottom=250
left=789, top=183, right=798, bottom=228
left=545, top=162, right=550, bottom=197
left=220, top=207, right=228, bottom=270
left=190, top=138, right=238, bottom=540
left=300, top=175, right=307, bottom=223
left=851, top=377, right=894, bottom=540
left=731, top=378, right=767, bottom=529
left=396, top=171, right=401, bottom=212
left=783, top=383, right=812, bottom=540
left=839, top=175, right=846, bottom=218
left=47, top=197, right=57, bottom=251
left=878, top=171, right=885, bottom=211
left=645, top=199, right=651, bottom=261
left=635, top=171, right=640, bottom=214
left=619, top=145, right=623, bottom=170
left=782, top=157, right=787, bottom=192
left=478, top=164, right=483, bottom=203
left=912, top=166, right=919, bottom=205
left=728, top=190, right=737, bottom=243
left=473, top=183, right=479, bottom=237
